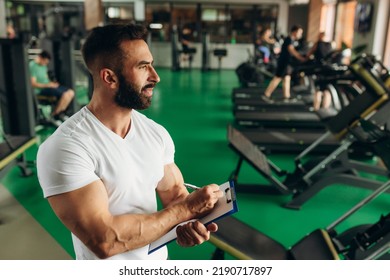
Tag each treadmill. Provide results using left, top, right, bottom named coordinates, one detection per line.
left=233, top=62, right=358, bottom=129
left=232, top=85, right=311, bottom=110
left=233, top=59, right=352, bottom=115
left=234, top=110, right=329, bottom=129
left=233, top=56, right=380, bottom=153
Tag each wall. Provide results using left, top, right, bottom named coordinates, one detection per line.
left=352, top=0, right=390, bottom=57
left=306, top=0, right=322, bottom=43
left=287, top=4, right=309, bottom=37
left=122, top=0, right=290, bottom=35
left=150, top=41, right=253, bottom=69
left=0, top=0, right=6, bottom=38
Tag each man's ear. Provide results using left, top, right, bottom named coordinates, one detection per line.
left=100, top=68, right=118, bottom=89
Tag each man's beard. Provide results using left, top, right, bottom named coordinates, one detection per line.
left=114, top=72, right=154, bottom=110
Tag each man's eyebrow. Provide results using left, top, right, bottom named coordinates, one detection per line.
left=137, top=60, right=154, bottom=66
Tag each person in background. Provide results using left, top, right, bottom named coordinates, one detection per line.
left=262, top=25, right=307, bottom=102
left=180, top=25, right=196, bottom=65
left=257, top=27, right=276, bottom=64
left=6, top=22, right=16, bottom=39
left=307, top=32, right=334, bottom=110
left=29, top=50, right=75, bottom=122
left=36, top=24, right=223, bottom=260
left=307, top=32, right=333, bottom=64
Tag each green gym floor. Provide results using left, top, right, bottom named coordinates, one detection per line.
left=1, top=68, right=389, bottom=260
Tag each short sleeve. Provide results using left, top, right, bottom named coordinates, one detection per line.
left=158, top=125, right=175, bottom=165
left=37, top=135, right=100, bottom=198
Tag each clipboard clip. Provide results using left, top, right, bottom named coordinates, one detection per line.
left=224, top=187, right=235, bottom=203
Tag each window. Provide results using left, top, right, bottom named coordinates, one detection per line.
left=145, top=2, right=171, bottom=42
left=171, top=3, right=198, bottom=42
left=230, top=5, right=254, bottom=44
left=104, top=3, right=134, bottom=25
left=201, top=4, right=229, bottom=43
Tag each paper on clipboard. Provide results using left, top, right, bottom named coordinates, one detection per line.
left=148, top=181, right=238, bottom=254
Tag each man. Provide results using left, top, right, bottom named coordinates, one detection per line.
left=36, top=24, right=223, bottom=260
left=29, top=50, right=75, bottom=122
left=262, top=25, right=307, bottom=102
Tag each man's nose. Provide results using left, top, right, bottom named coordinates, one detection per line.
left=149, top=67, right=160, bottom=84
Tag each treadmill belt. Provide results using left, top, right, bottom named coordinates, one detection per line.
left=234, top=102, right=307, bottom=112
left=235, top=111, right=324, bottom=128
left=235, top=111, right=320, bottom=121
left=234, top=97, right=306, bottom=107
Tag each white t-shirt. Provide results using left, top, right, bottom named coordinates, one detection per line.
left=37, top=107, right=175, bottom=260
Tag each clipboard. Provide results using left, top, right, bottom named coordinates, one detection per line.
left=148, top=181, right=238, bottom=254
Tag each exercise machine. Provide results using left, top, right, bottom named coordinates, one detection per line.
left=0, top=39, right=37, bottom=178
left=232, top=54, right=387, bottom=153
left=233, top=60, right=359, bottom=129
left=210, top=180, right=390, bottom=260
left=227, top=55, right=390, bottom=209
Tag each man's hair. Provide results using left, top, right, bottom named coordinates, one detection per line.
left=290, top=25, right=303, bottom=33
left=39, top=50, right=51, bottom=60
left=81, top=24, right=148, bottom=73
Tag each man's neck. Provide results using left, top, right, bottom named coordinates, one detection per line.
left=87, top=98, right=132, bottom=139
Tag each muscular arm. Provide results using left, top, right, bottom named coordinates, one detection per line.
left=47, top=163, right=222, bottom=259
left=156, top=163, right=222, bottom=247
left=156, top=163, right=188, bottom=208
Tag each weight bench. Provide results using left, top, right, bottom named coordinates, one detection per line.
left=210, top=180, right=390, bottom=260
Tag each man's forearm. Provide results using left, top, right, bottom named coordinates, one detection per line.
left=85, top=202, right=192, bottom=258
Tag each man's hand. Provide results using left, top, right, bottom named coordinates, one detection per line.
left=185, top=184, right=223, bottom=216
left=47, top=81, right=59, bottom=88
left=174, top=184, right=222, bottom=247
left=176, top=221, right=218, bottom=247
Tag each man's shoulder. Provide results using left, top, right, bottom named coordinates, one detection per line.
left=42, top=109, right=92, bottom=148
left=133, top=110, right=171, bottom=138
left=133, top=110, right=160, bottom=127
left=28, top=60, right=36, bottom=69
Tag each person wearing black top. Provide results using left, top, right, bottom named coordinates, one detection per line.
left=262, top=25, right=307, bottom=102
left=307, top=32, right=333, bottom=63
left=307, top=32, right=334, bottom=110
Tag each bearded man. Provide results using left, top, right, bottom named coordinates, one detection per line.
left=37, top=24, right=222, bottom=260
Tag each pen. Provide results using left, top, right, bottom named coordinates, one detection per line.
left=184, top=183, right=200, bottom=191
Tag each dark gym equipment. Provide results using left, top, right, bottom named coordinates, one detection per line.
left=232, top=61, right=358, bottom=129
left=235, top=61, right=265, bottom=88
left=227, top=95, right=390, bottom=209
left=231, top=55, right=387, bottom=154
left=0, top=39, right=37, bottom=178
left=210, top=180, right=390, bottom=260
left=226, top=59, right=390, bottom=208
